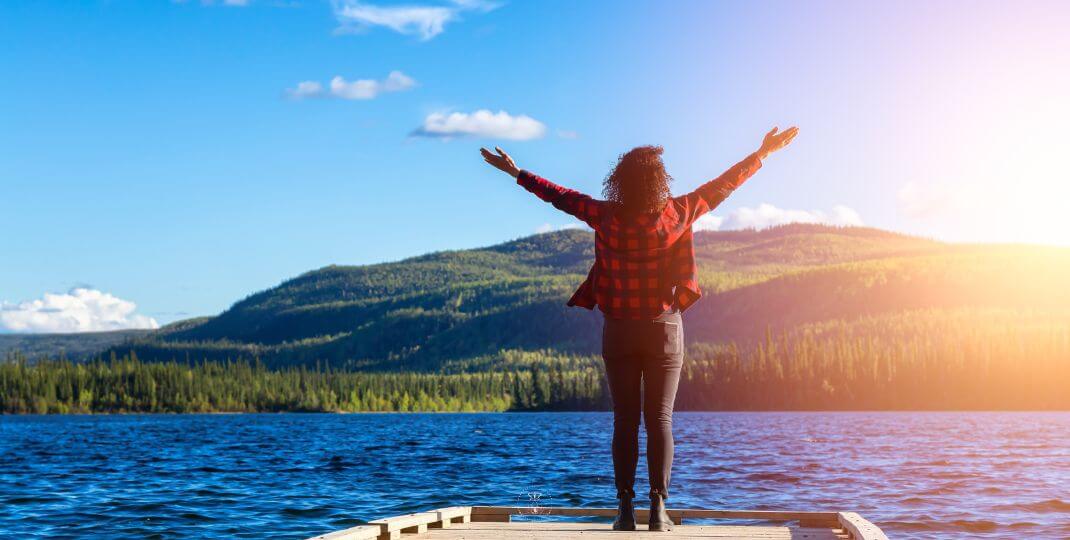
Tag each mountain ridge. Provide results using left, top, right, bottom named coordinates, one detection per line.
left=6, top=224, right=1068, bottom=371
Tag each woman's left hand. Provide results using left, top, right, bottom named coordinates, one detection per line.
left=480, top=146, right=520, bottom=178
left=757, top=126, right=799, bottom=159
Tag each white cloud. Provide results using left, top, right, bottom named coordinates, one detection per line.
left=0, top=288, right=160, bottom=334
left=535, top=222, right=584, bottom=234
left=693, top=214, right=725, bottom=231
left=694, top=203, right=863, bottom=231
left=331, top=71, right=415, bottom=99
left=412, top=109, right=546, bottom=140
left=287, top=80, right=325, bottom=99
left=287, top=71, right=415, bottom=100
left=895, top=178, right=1070, bottom=245
left=448, top=0, right=499, bottom=10
left=334, top=0, right=499, bottom=40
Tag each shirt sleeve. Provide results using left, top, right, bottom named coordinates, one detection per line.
left=674, top=152, right=763, bottom=227
left=516, top=170, right=603, bottom=228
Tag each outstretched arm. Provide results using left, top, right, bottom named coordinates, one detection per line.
left=480, top=146, right=602, bottom=228
left=678, top=126, right=799, bottom=226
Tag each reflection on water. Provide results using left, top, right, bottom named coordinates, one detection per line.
left=1, top=412, right=1067, bottom=539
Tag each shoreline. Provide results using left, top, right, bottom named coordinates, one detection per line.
left=3, top=409, right=1069, bottom=417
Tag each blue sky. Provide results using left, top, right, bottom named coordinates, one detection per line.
left=2, top=0, right=1069, bottom=331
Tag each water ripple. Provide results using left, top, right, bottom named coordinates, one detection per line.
left=0, top=412, right=1067, bottom=539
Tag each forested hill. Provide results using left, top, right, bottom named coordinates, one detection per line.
left=5, top=224, right=1070, bottom=413
left=78, top=223, right=1069, bottom=371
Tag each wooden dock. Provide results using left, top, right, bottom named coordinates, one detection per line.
left=307, top=505, right=889, bottom=540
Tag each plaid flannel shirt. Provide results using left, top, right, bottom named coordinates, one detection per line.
left=516, top=152, right=763, bottom=320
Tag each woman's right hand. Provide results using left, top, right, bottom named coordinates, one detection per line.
left=480, top=146, right=520, bottom=178
left=757, top=126, right=799, bottom=159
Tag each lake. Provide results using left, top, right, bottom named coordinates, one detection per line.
left=1, top=412, right=1067, bottom=539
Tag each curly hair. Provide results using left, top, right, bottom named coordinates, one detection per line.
left=602, top=145, right=673, bottom=215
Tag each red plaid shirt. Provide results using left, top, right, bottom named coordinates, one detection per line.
left=517, top=152, right=763, bottom=320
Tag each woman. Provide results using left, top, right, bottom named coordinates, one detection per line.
left=480, top=126, right=798, bottom=532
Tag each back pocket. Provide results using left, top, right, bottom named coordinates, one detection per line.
left=654, top=321, right=681, bottom=355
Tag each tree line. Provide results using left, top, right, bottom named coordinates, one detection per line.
left=3, top=308, right=1066, bottom=413
left=0, top=353, right=605, bottom=414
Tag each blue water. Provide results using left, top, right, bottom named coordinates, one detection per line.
left=1, top=412, right=1067, bottom=539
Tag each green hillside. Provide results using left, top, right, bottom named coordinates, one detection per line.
left=97, top=224, right=1069, bottom=371
left=5, top=224, right=1069, bottom=412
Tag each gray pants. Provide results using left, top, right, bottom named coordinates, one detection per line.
left=601, top=309, right=684, bottom=500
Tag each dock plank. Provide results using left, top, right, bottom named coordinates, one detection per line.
left=306, top=524, right=380, bottom=540
left=306, top=506, right=875, bottom=540
left=398, top=522, right=846, bottom=539
left=837, top=512, right=889, bottom=540
left=470, top=506, right=840, bottom=524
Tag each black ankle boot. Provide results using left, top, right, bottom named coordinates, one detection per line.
left=648, top=490, right=674, bottom=532
left=612, top=490, right=637, bottom=531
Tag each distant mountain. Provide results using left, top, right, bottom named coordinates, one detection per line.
left=92, top=224, right=1069, bottom=371
left=0, top=329, right=152, bottom=360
